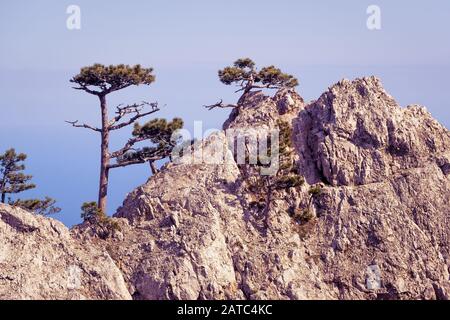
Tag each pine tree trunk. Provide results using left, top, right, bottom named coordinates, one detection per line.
left=0, top=175, right=6, bottom=203
left=149, top=161, right=157, bottom=175
left=98, top=94, right=110, bottom=214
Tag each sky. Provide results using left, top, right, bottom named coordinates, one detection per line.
left=0, top=0, right=449, bottom=226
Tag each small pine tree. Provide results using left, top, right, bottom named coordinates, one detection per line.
left=81, top=201, right=120, bottom=239
left=245, top=121, right=304, bottom=231
left=1, top=148, right=60, bottom=215
left=205, top=58, right=298, bottom=110
left=0, top=148, right=35, bottom=203
left=259, top=120, right=304, bottom=191
left=308, top=184, right=323, bottom=196
left=218, top=58, right=298, bottom=94
left=81, top=201, right=105, bottom=223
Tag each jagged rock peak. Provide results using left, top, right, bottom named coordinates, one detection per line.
left=0, top=204, right=131, bottom=300
left=296, top=76, right=450, bottom=186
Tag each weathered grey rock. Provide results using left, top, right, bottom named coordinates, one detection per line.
left=106, top=77, right=449, bottom=300
left=0, top=204, right=131, bottom=300
left=297, top=76, right=450, bottom=186
left=109, top=132, right=246, bottom=299
left=2, top=76, right=449, bottom=300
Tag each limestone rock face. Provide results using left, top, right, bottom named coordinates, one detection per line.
left=294, top=78, right=450, bottom=299
left=108, top=132, right=330, bottom=300
left=297, top=76, right=450, bottom=186
left=2, top=76, right=449, bottom=300
left=109, top=132, right=245, bottom=299
left=0, top=204, right=131, bottom=300
left=105, top=77, right=449, bottom=300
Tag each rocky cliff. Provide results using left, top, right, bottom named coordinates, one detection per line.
left=0, top=203, right=130, bottom=299
left=1, top=76, right=449, bottom=300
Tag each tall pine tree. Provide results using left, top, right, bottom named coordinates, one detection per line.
left=69, top=64, right=183, bottom=214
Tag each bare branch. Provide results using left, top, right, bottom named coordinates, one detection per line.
left=65, top=120, right=101, bottom=132
left=107, top=154, right=164, bottom=170
left=109, top=103, right=142, bottom=126
left=71, top=84, right=100, bottom=96
left=204, top=99, right=237, bottom=110
left=109, top=102, right=160, bottom=130
left=234, top=84, right=281, bottom=94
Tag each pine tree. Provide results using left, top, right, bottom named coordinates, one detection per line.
left=80, top=201, right=120, bottom=239
left=80, top=201, right=105, bottom=223
left=245, top=120, right=304, bottom=232
left=205, top=58, right=298, bottom=110
left=69, top=64, right=182, bottom=214
left=0, top=148, right=61, bottom=215
left=0, top=148, right=35, bottom=203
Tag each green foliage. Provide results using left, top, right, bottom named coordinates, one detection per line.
left=275, top=175, right=304, bottom=190
left=286, top=184, right=324, bottom=236
left=268, top=120, right=304, bottom=190
left=308, top=184, right=323, bottom=196
left=218, top=58, right=298, bottom=92
left=0, top=148, right=36, bottom=203
left=259, top=65, right=299, bottom=89
left=277, top=119, right=294, bottom=156
left=132, top=118, right=184, bottom=143
left=120, top=118, right=184, bottom=164
left=102, top=218, right=121, bottom=234
left=218, top=66, right=247, bottom=85
left=233, top=58, right=256, bottom=70
left=1, top=148, right=60, bottom=214
left=284, top=184, right=325, bottom=237
left=70, top=64, right=155, bottom=94
left=256, top=120, right=293, bottom=167
left=245, top=120, right=305, bottom=221
left=10, top=197, right=61, bottom=216
left=81, top=201, right=105, bottom=222
left=81, top=201, right=120, bottom=237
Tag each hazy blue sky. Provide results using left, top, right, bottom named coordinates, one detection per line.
left=1, top=1, right=449, bottom=226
